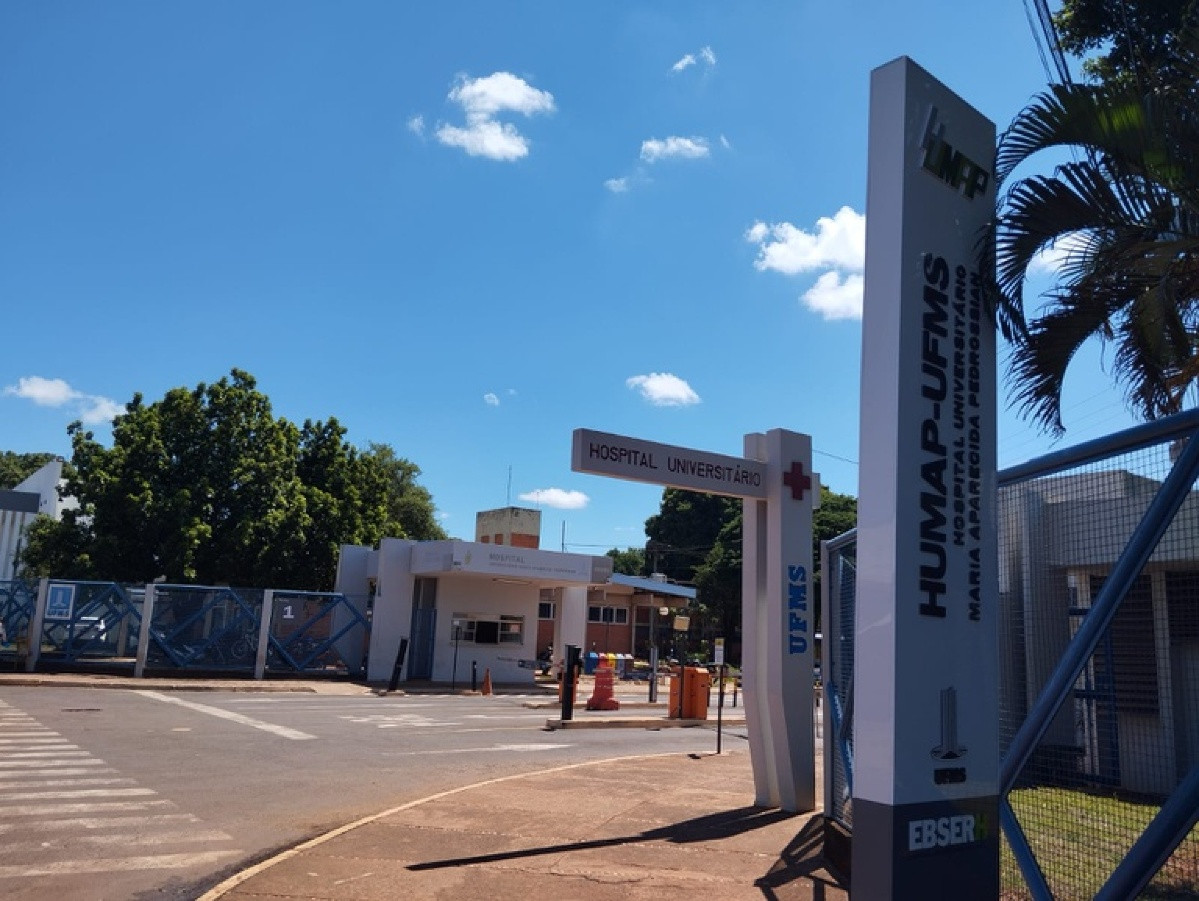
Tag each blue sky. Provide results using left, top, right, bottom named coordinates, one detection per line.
left=0, top=2, right=1139, bottom=553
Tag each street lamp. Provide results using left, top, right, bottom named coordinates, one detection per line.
left=649, top=605, right=670, bottom=703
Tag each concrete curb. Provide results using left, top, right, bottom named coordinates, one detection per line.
left=545, top=716, right=746, bottom=730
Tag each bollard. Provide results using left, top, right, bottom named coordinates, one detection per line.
left=386, top=638, right=410, bottom=694
left=561, top=644, right=581, bottom=721
left=648, top=647, right=659, bottom=703
left=716, top=663, right=727, bottom=754
left=471, top=660, right=477, bottom=692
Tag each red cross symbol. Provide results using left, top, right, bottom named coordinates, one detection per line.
left=783, top=461, right=811, bottom=500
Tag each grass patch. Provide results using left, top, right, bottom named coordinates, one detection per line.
left=1000, top=785, right=1199, bottom=900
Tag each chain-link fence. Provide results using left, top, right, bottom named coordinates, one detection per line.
left=822, top=409, right=1199, bottom=898
left=821, top=530, right=856, bottom=835
left=997, top=416, right=1199, bottom=899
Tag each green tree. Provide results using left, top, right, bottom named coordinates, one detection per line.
left=994, top=30, right=1199, bottom=433
left=643, top=484, right=857, bottom=664
left=691, top=484, right=857, bottom=662
left=692, top=512, right=742, bottom=652
left=20, top=370, right=442, bottom=589
left=1053, top=0, right=1198, bottom=85
left=0, top=452, right=57, bottom=489
left=361, top=443, right=445, bottom=542
left=605, top=546, right=646, bottom=576
left=643, top=489, right=737, bottom=583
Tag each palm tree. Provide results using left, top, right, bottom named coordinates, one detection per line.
left=993, top=29, right=1199, bottom=435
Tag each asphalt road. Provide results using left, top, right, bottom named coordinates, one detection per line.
left=0, top=687, right=748, bottom=900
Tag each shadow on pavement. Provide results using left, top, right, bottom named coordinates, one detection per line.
left=756, top=817, right=850, bottom=900
left=408, top=804, right=797, bottom=871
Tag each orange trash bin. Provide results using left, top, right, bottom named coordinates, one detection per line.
left=684, top=666, right=711, bottom=719
left=667, top=666, right=683, bottom=719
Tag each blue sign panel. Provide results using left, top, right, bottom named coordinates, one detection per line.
left=45, top=583, right=75, bottom=621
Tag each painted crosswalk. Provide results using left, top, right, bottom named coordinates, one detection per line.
left=0, top=700, right=240, bottom=880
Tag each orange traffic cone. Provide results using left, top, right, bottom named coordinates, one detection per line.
left=482, top=668, right=493, bottom=695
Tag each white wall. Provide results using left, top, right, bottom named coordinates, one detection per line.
left=1, top=461, right=66, bottom=581
left=431, top=579, right=537, bottom=683
left=554, top=586, right=588, bottom=666
left=15, top=460, right=65, bottom=517
left=0, top=509, right=36, bottom=581
left=368, top=539, right=416, bottom=683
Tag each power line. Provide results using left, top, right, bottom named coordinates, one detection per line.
left=1023, top=0, right=1073, bottom=84
left=814, top=448, right=858, bottom=466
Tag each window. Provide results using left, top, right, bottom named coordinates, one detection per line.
left=587, top=605, right=628, bottom=624
left=1089, top=575, right=1158, bottom=714
left=538, top=601, right=556, bottom=620
left=451, top=613, right=525, bottom=645
left=1167, top=571, right=1199, bottom=642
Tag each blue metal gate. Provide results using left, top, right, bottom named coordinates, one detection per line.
left=39, top=581, right=143, bottom=665
left=0, top=579, right=37, bottom=663
left=146, top=585, right=262, bottom=672
left=265, top=590, right=369, bottom=677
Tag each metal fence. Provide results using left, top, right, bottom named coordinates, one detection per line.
left=0, top=579, right=38, bottom=655
left=821, top=529, right=856, bottom=835
left=1, top=579, right=368, bottom=679
left=1, top=579, right=144, bottom=666
left=822, top=407, right=1199, bottom=899
left=997, top=411, right=1199, bottom=900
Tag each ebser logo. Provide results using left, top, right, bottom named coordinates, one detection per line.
left=908, top=813, right=987, bottom=851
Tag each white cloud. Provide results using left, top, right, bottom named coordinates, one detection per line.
left=671, top=53, right=697, bottom=73
left=5, top=376, right=77, bottom=407
left=747, top=206, right=865, bottom=275
left=407, top=114, right=426, bottom=137
left=518, top=488, right=589, bottom=510
left=745, top=206, right=867, bottom=320
left=719, top=134, right=732, bottom=150
left=1029, top=232, right=1089, bottom=276
left=437, top=119, right=531, bottom=162
left=4, top=376, right=122, bottom=425
left=604, top=176, right=630, bottom=193
left=448, top=71, right=555, bottom=120
left=803, top=271, right=866, bottom=320
left=484, top=392, right=500, bottom=406
left=626, top=372, right=701, bottom=406
left=670, top=45, right=716, bottom=73
left=640, top=136, right=709, bottom=163
left=435, top=71, right=555, bottom=162
left=745, top=221, right=768, bottom=243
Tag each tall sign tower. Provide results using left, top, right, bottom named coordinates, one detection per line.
left=854, top=57, right=999, bottom=898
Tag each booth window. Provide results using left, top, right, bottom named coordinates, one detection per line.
left=538, top=601, right=556, bottom=620
left=587, top=606, right=628, bottom=625
left=452, top=613, right=525, bottom=645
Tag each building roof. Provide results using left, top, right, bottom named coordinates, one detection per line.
left=608, top=573, right=696, bottom=600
